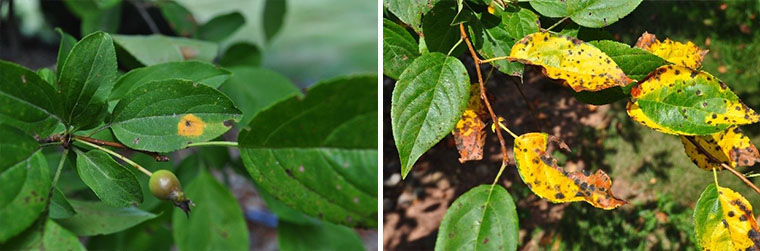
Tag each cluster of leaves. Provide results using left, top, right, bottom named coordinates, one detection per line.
left=1, top=0, right=377, bottom=250
left=384, top=0, right=760, bottom=249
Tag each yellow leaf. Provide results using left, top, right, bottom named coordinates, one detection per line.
left=635, top=32, right=708, bottom=70
left=695, top=184, right=760, bottom=250
left=452, top=84, right=486, bottom=163
left=513, top=132, right=626, bottom=209
left=508, top=32, right=631, bottom=92
left=681, top=126, right=760, bottom=170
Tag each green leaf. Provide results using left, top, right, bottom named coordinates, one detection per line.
left=383, top=19, right=419, bottom=79
left=74, top=149, right=142, bottom=207
left=573, top=40, right=668, bottom=105
left=86, top=207, right=173, bottom=251
left=59, top=31, right=117, bottom=130
left=391, top=53, right=469, bottom=178
left=0, top=127, right=49, bottom=242
left=64, top=0, right=122, bottom=34
left=218, top=43, right=261, bottom=67
left=108, top=61, right=231, bottom=101
left=422, top=1, right=464, bottom=55
left=0, top=219, right=86, bottom=251
left=239, top=75, right=378, bottom=228
left=627, top=65, right=760, bottom=135
left=384, top=0, right=440, bottom=32
left=56, top=28, right=77, bottom=80
left=112, top=34, right=218, bottom=66
left=263, top=0, right=287, bottom=42
left=435, top=185, right=519, bottom=251
left=469, top=7, right=539, bottom=76
left=198, top=12, right=245, bottom=42
left=219, top=66, right=301, bottom=126
left=254, top=180, right=318, bottom=225
left=530, top=0, right=642, bottom=28
left=0, top=61, right=63, bottom=137
left=158, top=1, right=198, bottom=37
left=50, top=187, right=76, bottom=219
left=278, top=220, right=364, bottom=251
left=36, top=68, right=56, bottom=87
left=172, top=169, right=249, bottom=250
left=110, top=79, right=242, bottom=152
left=55, top=200, right=158, bottom=236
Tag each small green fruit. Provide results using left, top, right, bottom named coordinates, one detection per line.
left=149, top=170, right=194, bottom=217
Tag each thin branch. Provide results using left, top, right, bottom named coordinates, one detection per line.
left=130, top=0, right=160, bottom=34
left=74, top=135, right=169, bottom=162
left=722, top=163, right=760, bottom=197
left=74, top=138, right=153, bottom=177
left=460, top=23, right=510, bottom=165
left=684, top=136, right=760, bottom=197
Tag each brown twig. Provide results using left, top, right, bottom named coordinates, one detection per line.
left=511, top=78, right=542, bottom=131
left=460, top=23, right=510, bottom=165
left=73, top=135, right=169, bottom=162
left=722, top=163, right=760, bottom=197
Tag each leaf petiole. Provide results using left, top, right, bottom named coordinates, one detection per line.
left=480, top=56, right=510, bottom=64
left=74, top=138, right=153, bottom=177
left=52, top=148, right=69, bottom=188
left=546, top=17, right=569, bottom=32
left=185, top=141, right=238, bottom=148
left=447, top=38, right=463, bottom=57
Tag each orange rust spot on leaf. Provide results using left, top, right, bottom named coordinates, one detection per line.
left=178, top=114, right=205, bottom=137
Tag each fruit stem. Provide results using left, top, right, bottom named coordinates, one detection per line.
left=186, top=141, right=238, bottom=148
left=74, top=138, right=153, bottom=177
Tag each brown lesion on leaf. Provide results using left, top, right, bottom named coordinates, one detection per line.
left=180, top=46, right=198, bottom=60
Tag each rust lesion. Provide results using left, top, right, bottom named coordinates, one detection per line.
left=178, top=114, right=205, bottom=137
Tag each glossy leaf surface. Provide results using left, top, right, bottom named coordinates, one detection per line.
left=108, top=61, right=231, bottom=101
left=530, top=0, right=642, bottom=28
left=75, top=150, right=142, bottom=207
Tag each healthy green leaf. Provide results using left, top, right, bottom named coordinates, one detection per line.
left=435, top=185, right=519, bottom=251
left=158, top=1, right=197, bottom=37
left=253, top=180, right=318, bottom=225
left=110, top=79, right=242, bottom=152
left=108, top=61, right=231, bottom=101
left=239, top=75, right=378, bottom=228
left=85, top=207, right=173, bottom=251
left=391, top=53, right=469, bottom=178
left=50, top=187, right=76, bottom=219
left=219, top=66, right=301, bottom=126
left=383, top=19, right=419, bottom=79
left=112, top=34, right=218, bottom=66
left=469, top=7, right=540, bottom=76
left=198, top=12, right=245, bottom=42
left=384, top=0, right=440, bottom=32
left=36, top=68, right=56, bottom=87
left=422, top=1, right=464, bottom=55
left=64, top=0, right=121, bottom=35
left=172, top=169, right=249, bottom=250
left=75, top=149, right=142, bottom=207
left=218, top=43, right=261, bottom=67
left=55, top=200, right=158, bottom=236
left=0, top=219, right=85, bottom=251
left=530, top=0, right=643, bottom=28
left=263, top=0, right=287, bottom=42
left=59, top=31, right=117, bottom=130
left=56, top=28, right=77, bottom=80
left=0, top=61, right=63, bottom=136
left=278, top=220, right=364, bottom=251
left=0, top=127, right=49, bottom=242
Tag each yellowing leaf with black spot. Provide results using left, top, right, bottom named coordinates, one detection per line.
left=513, top=132, right=626, bottom=209
left=627, top=65, right=760, bottom=135
left=681, top=126, right=760, bottom=171
left=635, top=32, right=708, bottom=70
left=452, top=84, right=486, bottom=163
left=508, top=32, right=631, bottom=92
left=694, top=184, right=760, bottom=250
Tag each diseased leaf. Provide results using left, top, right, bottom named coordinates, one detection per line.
left=530, top=0, right=642, bottom=28
left=0, top=60, right=63, bottom=137
left=197, top=12, right=245, bottom=42
left=681, top=126, right=760, bottom=171
left=435, top=185, right=519, bottom=251
left=112, top=35, right=218, bottom=67
left=59, top=31, right=117, bottom=130
left=0, top=125, right=49, bottom=242
left=635, top=32, right=708, bottom=70
left=173, top=169, right=249, bottom=250
left=391, top=53, right=469, bottom=178
left=468, top=6, right=540, bottom=76
left=383, top=19, right=419, bottom=79
left=509, top=32, right=632, bottom=92
left=158, top=1, right=197, bottom=37
left=55, top=200, right=158, bottom=236
left=384, top=0, right=440, bottom=32
left=110, top=79, right=242, bottom=152
left=627, top=65, right=760, bottom=135
left=694, top=184, right=760, bottom=250
left=108, top=61, right=231, bottom=101
left=452, top=84, right=486, bottom=163
left=239, top=75, right=378, bottom=228
left=75, top=149, right=142, bottom=207
left=513, top=132, right=626, bottom=209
